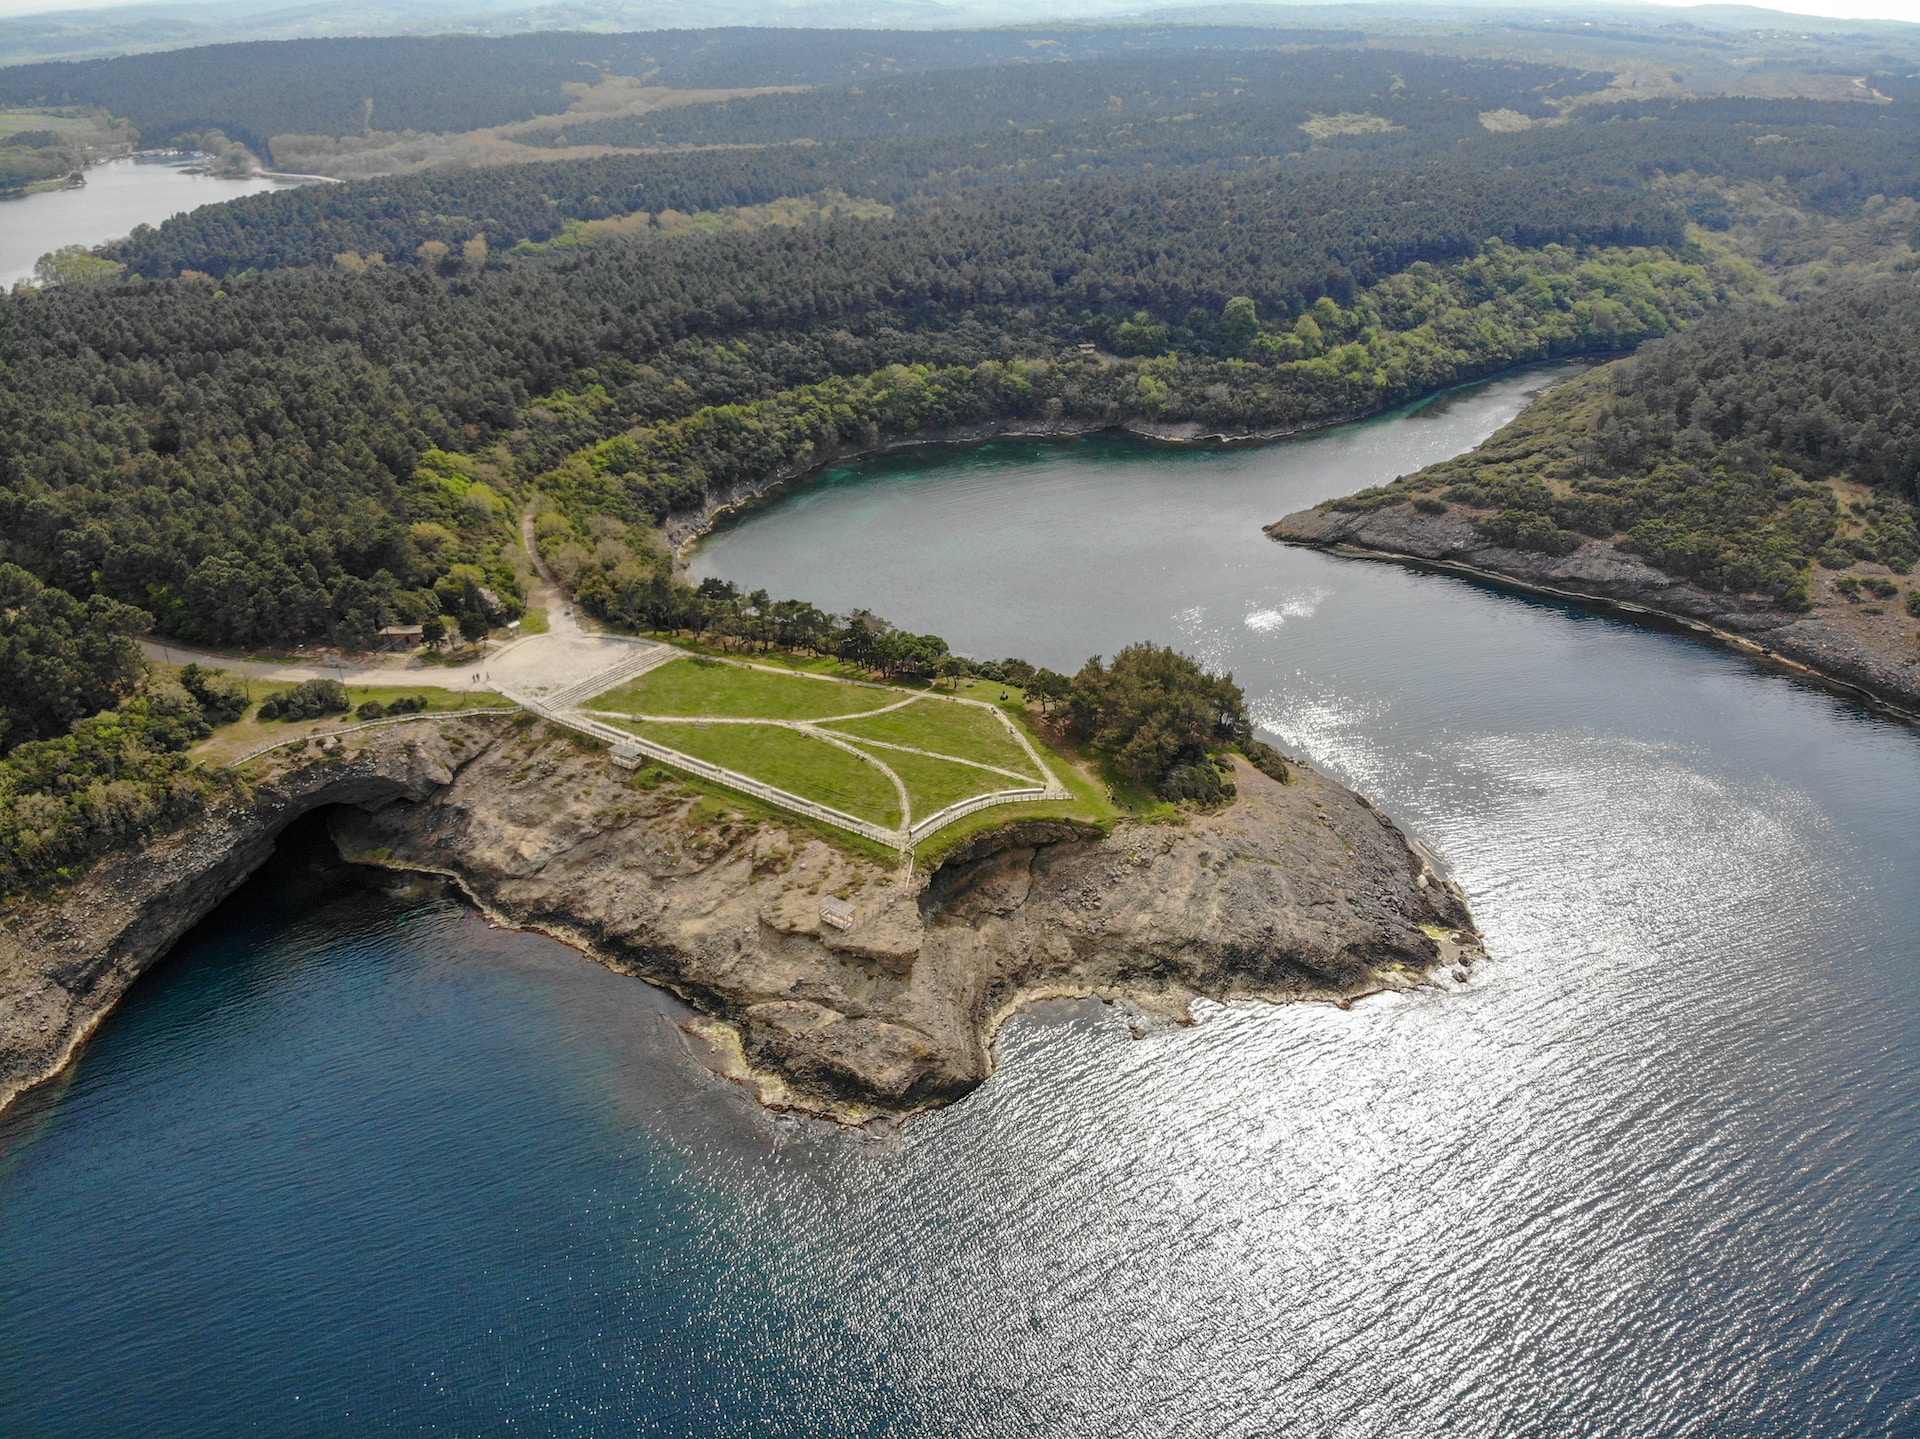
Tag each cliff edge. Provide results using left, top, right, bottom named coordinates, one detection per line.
left=1, top=715, right=1481, bottom=1124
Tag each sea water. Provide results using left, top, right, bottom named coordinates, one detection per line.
left=3, top=368, right=1914, bottom=1435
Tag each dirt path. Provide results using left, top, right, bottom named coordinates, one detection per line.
left=138, top=637, right=494, bottom=691
left=522, top=507, right=590, bottom=641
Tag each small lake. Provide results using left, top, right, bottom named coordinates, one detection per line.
left=0, top=153, right=300, bottom=287
left=2, top=369, right=1915, bottom=1435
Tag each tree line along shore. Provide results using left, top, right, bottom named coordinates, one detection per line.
left=4, top=21, right=1918, bottom=906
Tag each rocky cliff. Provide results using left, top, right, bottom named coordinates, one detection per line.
left=1269, top=502, right=1920, bottom=718
left=0, top=717, right=492, bottom=1118
left=1, top=714, right=1480, bottom=1123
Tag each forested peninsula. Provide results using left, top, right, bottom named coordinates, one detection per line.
left=5, top=19, right=1920, bottom=1114
left=1272, top=278, right=1920, bottom=714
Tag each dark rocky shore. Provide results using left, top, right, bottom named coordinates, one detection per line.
left=1269, top=502, right=1920, bottom=720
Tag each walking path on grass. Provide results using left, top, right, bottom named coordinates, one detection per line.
left=551, top=648, right=1072, bottom=851
left=174, top=533, right=1079, bottom=852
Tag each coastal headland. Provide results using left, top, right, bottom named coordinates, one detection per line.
left=0, top=714, right=1480, bottom=1125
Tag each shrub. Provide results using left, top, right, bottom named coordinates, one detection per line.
left=1160, top=760, right=1235, bottom=804
left=176, top=664, right=250, bottom=725
left=1242, top=738, right=1292, bottom=785
left=1476, top=510, right=1585, bottom=557
left=1907, top=589, right=1920, bottom=618
left=1413, top=496, right=1449, bottom=516
left=257, top=678, right=349, bottom=721
left=356, top=700, right=387, bottom=719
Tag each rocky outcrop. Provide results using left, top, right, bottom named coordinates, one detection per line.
left=1269, top=502, right=1920, bottom=718
left=330, top=722, right=1478, bottom=1120
left=0, top=714, right=1481, bottom=1124
left=0, top=719, right=496, bottom=1116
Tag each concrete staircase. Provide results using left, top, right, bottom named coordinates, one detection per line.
left=541, top=643, right=678, bottom=710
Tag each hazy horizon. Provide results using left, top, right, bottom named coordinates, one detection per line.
left=0, top=0, right=1913, bottom=28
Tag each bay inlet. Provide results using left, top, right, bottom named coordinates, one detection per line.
left=2, top=368, right=1914, bottom=1435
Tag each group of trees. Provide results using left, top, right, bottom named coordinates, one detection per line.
left=4, top=23, right=1916, bottom=890
left=0, top=564, right=149, bottom=753
left=1352, top=275, right=1920, bottom=606
left=1065, top=644, right=1254, bottom=802
left=0, top=672, right=232, bottom=897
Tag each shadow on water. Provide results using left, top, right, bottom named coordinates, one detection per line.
left=0, top=811, right=382, bottom=1158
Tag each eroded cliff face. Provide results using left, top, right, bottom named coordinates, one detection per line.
left=1270, top=503, right=1920, bottom=716
left=0, top=715, right=1481, bottom=1124
left=0, top=719, right=490, bottom=1116
left=332, top=720, right=1478, bottom=1120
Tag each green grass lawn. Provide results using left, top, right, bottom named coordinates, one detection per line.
left=598, top=657, right=891, bottom=721
left=848, top=743, right=1015, bottom=819
left=584, top=651, right=1129, bottom=850
left=616, top=719, right=903, bottom=826
left=820, top=697, right=1040, bottom=777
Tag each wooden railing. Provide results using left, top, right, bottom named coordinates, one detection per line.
left=529, top=703, right=905, bottom=846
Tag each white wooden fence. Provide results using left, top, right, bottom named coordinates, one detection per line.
left=518, top=695, right=1061, bottom=850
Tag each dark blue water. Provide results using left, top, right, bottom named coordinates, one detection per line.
left=3, top=369, right=1916, bottom=1435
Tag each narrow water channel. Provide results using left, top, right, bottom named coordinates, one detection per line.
left=2, top=368, right=1914, bottom=1436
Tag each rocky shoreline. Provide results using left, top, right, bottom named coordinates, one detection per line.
left=1268, top=502, right=1920, bottom=721
left=0, top=714, right=1480, bottom=1125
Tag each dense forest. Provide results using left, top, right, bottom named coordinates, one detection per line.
left=99, top=84, right=1918, bottom=281
left=4, top=19, right=1918, bottom=891
left=547, top=48, right=1580, bottom=151
left=0, top=25, right=1368, bottom=153
left=0, top=160, right=1702, bottom=669
left=1339, top=276, right=1920, bottom=606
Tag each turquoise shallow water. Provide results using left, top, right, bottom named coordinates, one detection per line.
left=3, top=368, right=1916, bottom=1435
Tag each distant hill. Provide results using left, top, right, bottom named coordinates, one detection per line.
left=0, top=23, right=1368, bottom=151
